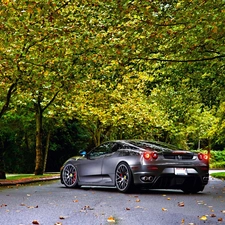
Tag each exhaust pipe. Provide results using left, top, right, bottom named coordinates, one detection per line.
left=141, top=176, right=155, bottom=182
left=203, top=176, right=209, bottom=182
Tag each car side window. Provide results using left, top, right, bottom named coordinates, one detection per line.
left=111, top=143, right=122, bottom=152
left=88, top=142, right=114, bottom=159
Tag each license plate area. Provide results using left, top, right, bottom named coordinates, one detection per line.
left=175, top=168, right=188, bottom=175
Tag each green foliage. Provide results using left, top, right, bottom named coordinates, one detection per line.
left=210, top=172, right=225, bottom=180
left=47, top=120, right=92, bottom=171
left=210, top=150, right=225, bottom=169
left=1, top=0, right=225, bottom=172
left=210, top=162, right=225, bottom=169
left=211, top=150, right=225, bottom=162
left=4, top=174, right=59, bottom=181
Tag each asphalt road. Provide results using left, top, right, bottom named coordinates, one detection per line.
left=0, top=177, right=225, bottom=225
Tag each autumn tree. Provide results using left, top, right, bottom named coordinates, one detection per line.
left=0, top=0, right=92, bottom=175
left=1, top=0, right=225, bottom=176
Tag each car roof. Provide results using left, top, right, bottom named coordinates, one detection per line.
left=112, top=140, right=181, bottom=152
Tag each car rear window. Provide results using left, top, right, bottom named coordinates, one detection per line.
left=127, top=140, right=180, bottom=152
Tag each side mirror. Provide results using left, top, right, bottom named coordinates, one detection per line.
left=79, top=150, right=87, bottom=157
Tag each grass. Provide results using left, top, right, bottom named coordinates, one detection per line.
left=2, top=173, right=59, bottom=181
left=210, top=172, right=225, bottom=180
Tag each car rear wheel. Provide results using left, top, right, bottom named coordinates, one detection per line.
left=115, top=162, right=133, bottom=193
left=62, top=164, right=79, bottom=188
left=182, top=185, right=204, bottom=194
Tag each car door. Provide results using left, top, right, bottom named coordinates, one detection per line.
left=78, top=142, right=114, bottom=184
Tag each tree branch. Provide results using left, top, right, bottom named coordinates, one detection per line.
left=42, top=90, right=61, bottom=113
left=54, top=0, right=72, bottom=13
left=0, top=82, right=17, bottom=118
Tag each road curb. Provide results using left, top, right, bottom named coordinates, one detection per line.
left=0, top=176, right=60, bottom=186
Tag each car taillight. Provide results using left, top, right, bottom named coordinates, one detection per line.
left=198, top=153, right=209, bottom=160
left=152, top=152, right=158, bottom=159
left=143, top=152, right=151, bottom=160
left=143, top=152, right=158, bottom=160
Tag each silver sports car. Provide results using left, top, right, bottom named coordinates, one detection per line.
left=60, top=140, right=209, bottom=193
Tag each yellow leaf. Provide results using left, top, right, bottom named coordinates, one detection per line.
left=131, top=44, right=135, bottom=50
left=212, top=26, right=218, bottom=33
left=162, top=208, right=167, bottom=211
left=199, top=215, right=207, bottom=221
left=107, top=216, right=115, bottom=223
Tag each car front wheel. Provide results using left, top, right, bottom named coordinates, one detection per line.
left=115, top=162, right=133, bottom=193
left=62, top=163, right=79, bottom=188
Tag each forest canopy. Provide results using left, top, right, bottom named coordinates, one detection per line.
left=0, top=0, right=225, bottom=174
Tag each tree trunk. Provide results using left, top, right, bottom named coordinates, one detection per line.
left=34, top=103, right=44, bottom=175
left=198, top=139, right=201, bottom=150
left=0, top=152, right=6, bottom=179
left=0, top=82, right=17, bottom=179
left=43, top=131, right=51, bottom=173
left=33, top=91, right=60, bottom=175
left=208, top=139, right=211, bottom=156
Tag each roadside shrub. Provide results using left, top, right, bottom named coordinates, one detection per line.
left=210, top=150, right=225, bottom=169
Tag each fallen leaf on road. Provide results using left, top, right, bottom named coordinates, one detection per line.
left=107, top=216, right=115, bottom=223
left=218, top=218, right=223, bottom=222
left=32, top=220, right=39, bottom=224
left=197, top=200, right=205, bottom=205
left=28, top=205, right=38, bottom=209
left=221, top=210, right=225, bottom=214
left=73, top=200, right=78, bottom=203
left=210, top=214, right=216, bottom=217
left=199, top=215, right=207, bottom=221
left=178, top=202, right=185, bottom=207
left=125, top=207, right=130, bottom=210
left=136, top=198, right=140, bottom=202
left=135, top=206, right=143, bottom=209
left=80, top=205, right=94, bottom=212
left=0, top=204, right=7, bottom=207
left=55, top=223, right=62, bottom=225
left=59, top=216, right=65, bottom=219
left=162, top=208, right=167, bottom=211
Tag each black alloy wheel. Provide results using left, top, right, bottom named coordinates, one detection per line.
left=115, top=162, right=133, bottom=192
left=62, top=164, right=79, bottom=188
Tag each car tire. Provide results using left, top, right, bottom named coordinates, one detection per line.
left=115, top=162, right=133, bottom=193
left=62, top=163, right=79, bottom=188
left=182, top=185, right=204, bottom=194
